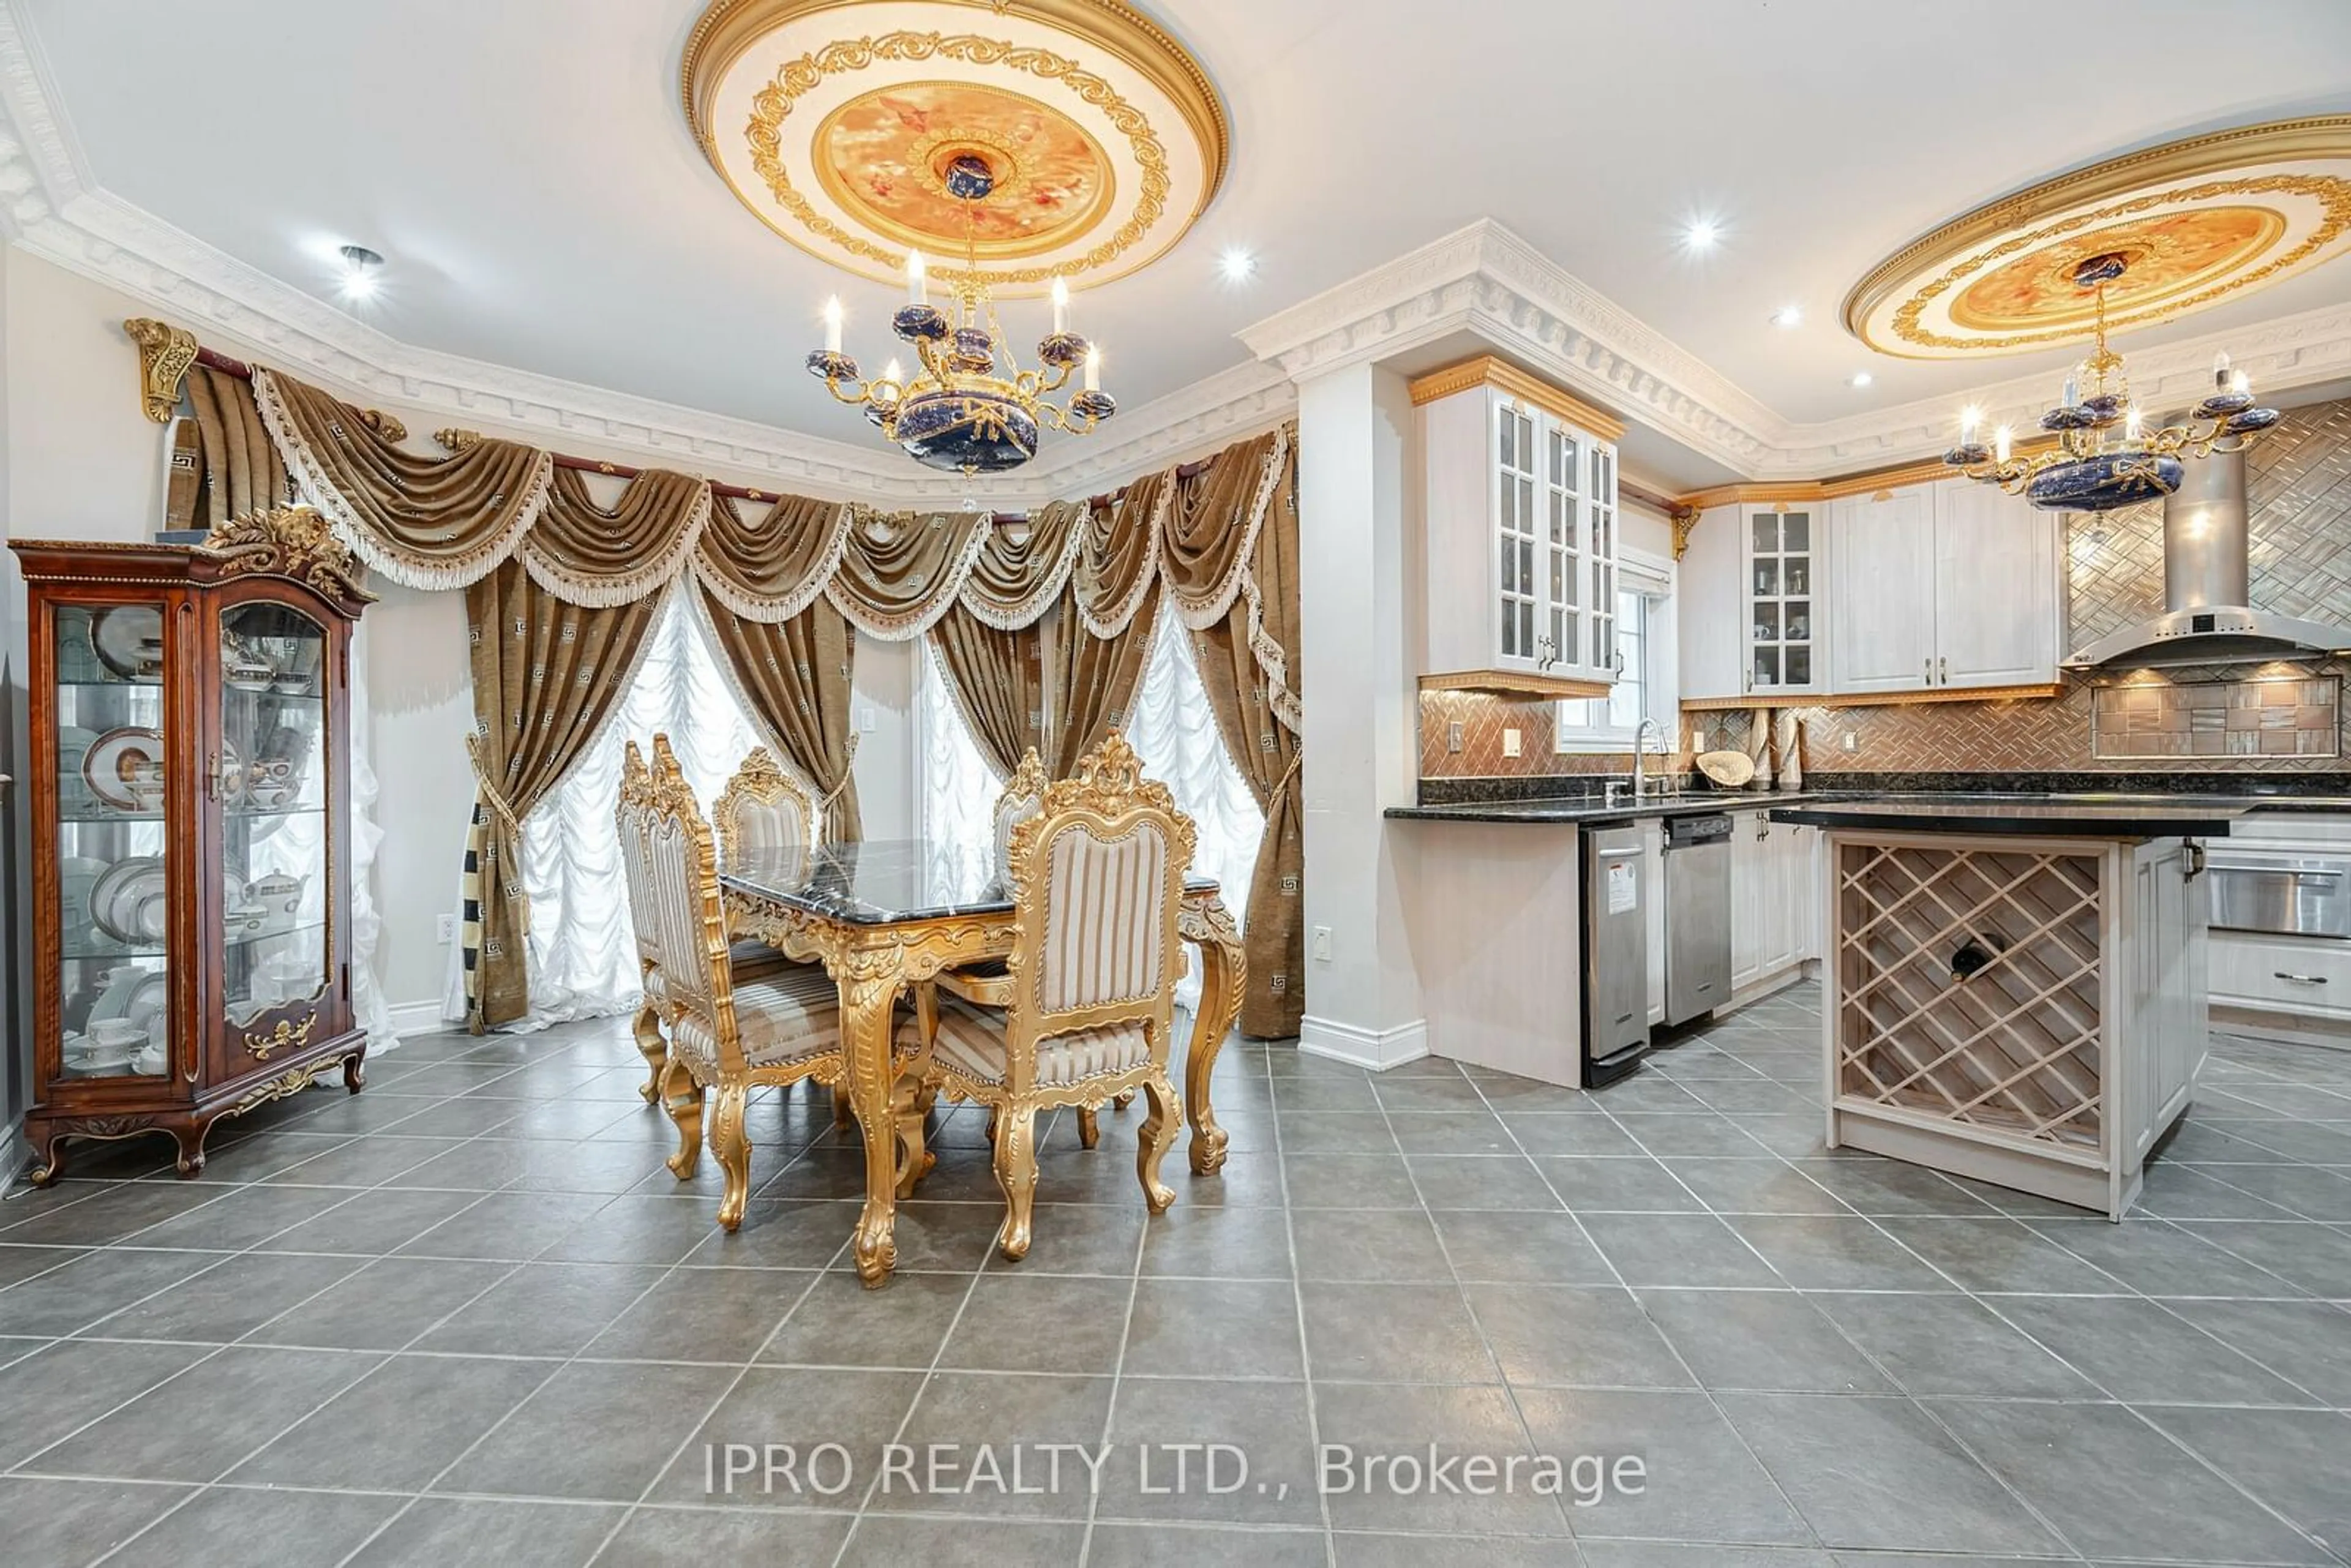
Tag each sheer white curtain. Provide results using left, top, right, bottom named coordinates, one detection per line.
left=516, top=587, right=763, bottom=1027
left=1126, top=609, right=1264, bottom=1003
left=916, top=634, right=1000, bottom=865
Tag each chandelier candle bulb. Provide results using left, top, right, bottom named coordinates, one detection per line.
left=1959, top=405, right=1981, bottom=442
left=1051, top=277, right=1070, bottom=335
left=1994, top=424, right=2013, bottom=462
left=1084, top=346, right=1101, bottom=392
left=2126, top=405, right=2143, bottom=442
left=2214, top=349, right=2232, bottom=378
left=906, top=250, right=925, bottom=305
left=2233, top=370, right=2251, bottom=395
left=822, top=296, right=843, bottom=355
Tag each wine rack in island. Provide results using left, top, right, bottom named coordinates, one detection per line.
left=12, top=508, right=373, bottom=1181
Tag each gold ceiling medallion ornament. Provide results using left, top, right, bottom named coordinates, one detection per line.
left=1844, top=118, right=2351, bottom=359
left=681, top=0, right=1228, bottom=293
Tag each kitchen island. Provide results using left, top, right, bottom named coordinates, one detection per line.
left=1769, top=797, right=2241, bottom=1219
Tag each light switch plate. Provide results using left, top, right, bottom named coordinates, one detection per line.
left=1311, top=926, right=1333, bottom=962
left=1842, top=731, right=1858, bottom=752
left=1502, top=727, right=1522, bottom=759
left=435, top=913, right=457, bottom=945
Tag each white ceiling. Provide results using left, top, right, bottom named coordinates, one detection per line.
left=19, top=0, right=2351, bottom=489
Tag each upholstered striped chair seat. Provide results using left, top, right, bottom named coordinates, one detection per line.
left=642, top=940, right=799, bottom=1007
left=902, top=993, right=1149, bottom=1087
left=670, top=961, right=842, bottom=1070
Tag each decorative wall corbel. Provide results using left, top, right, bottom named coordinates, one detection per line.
left=123, top=317, right=198, bottom=424
left=1669, top=505, right=1702, bottom=560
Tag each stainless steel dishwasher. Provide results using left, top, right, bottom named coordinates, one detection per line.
left=1663, top=812, right=1734, bottom=1026
left=1581, top=822, right=1650, bottom=1086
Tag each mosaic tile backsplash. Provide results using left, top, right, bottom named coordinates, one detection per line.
left=1418, top=396, right=2351, bottom=786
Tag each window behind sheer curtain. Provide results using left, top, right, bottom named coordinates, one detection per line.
left=519, top=589, right=763, bottom=1025
left=917, top=608, right=1264, bottom=1001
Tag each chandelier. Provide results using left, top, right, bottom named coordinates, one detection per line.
left=1941, top=252, right=2281, bottom=511
left=803, top=153, right=1113, bottom=478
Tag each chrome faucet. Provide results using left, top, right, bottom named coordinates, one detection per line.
left=1632, top=718, right=1669, bottom=798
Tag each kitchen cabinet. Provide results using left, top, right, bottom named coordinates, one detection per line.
left=1828, top=479, right=2060, bottom=698
left=1414, top=358, right=1624, bottom=695
left=1730, top=809, right=1816, bottom=995
left=1678, top=503, right=1826, bottom=702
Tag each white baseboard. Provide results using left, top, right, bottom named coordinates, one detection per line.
left=1299, top=1015, right=1430, bottom=1071
left=387, top=1000, right=457, bottom=1039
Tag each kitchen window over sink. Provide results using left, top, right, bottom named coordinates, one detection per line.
left=1557, top=550, right=1674, bottom=751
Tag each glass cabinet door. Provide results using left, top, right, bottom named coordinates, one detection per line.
left=217, top=602, right=331, bottom=1032
left=1588, top=445, right=1618, bottom=675
left=1542, top=423, right=1581, bottom=671
left=1749, top=508, right=1816, bottom=691
left=53, top=601, right=174, bottom=1081
left=1494, top=401, right=1539, bottom=664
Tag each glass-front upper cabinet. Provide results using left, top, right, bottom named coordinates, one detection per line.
left=13, top=508, right=372, bottom=1185
left=1415, top=359, right=1625, bottom=692
left=1744, top=504, right=1823, bottom=696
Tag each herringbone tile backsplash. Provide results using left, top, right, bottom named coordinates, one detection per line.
left=1422, top=396, right=2351, bottom=781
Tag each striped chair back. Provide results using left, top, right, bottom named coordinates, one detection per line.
left=712, top=745, right=818, bottom=868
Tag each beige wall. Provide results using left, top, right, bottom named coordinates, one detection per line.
left=0, top=248, right=918, bottom=1022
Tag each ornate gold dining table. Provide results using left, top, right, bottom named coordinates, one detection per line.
left=721, top=837, right=1245, bottom=1287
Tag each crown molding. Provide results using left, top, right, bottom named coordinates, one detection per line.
left=5, top=0, right=2347, bottom=499
left=1240, top=217, right=2351, bottom=482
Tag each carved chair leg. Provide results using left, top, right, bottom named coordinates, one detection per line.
left=831, top=1084, right=854, bottom=1131
left=991, top=1103, right=1040, bottom=1261
left=662, top=1057, right=707, bottom=1180
left=1136, top=1070, right=1181, bottom=1214
left=1077, top=1106, right=1100, bottom=1149
left=984, top=1106, right=1000, bottom=1144
left=893, top=1072, right=935, bottom=1199
left=1114, top=1090, right=1135, bottom=1111
left=633, top=1002, right=666, bottom=1104
left=710, top=1083, right=753, bottom=1232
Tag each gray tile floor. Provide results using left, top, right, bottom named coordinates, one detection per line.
left=4, top=982, right=2350, bottom=1566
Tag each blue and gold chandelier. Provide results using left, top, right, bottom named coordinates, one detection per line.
left=1943, top=252, right=2282, bottom=511
left=804, top=153, right=1114, bottom=478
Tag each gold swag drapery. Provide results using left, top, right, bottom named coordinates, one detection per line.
left=200, top=358, right=1302, bottom=1029
left=461, top=560, right=664, bottom=1030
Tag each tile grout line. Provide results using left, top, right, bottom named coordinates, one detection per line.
left=1261, top=1030, right=1343, bottom=1568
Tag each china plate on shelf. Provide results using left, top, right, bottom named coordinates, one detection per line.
left=91, top=606, right=165, bottom=679
left=83, top=726, right=165, bottom=812
left=90, top=856, right=167, bottom=945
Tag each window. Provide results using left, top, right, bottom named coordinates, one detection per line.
left=1556, top=552, right=1673, bottom=751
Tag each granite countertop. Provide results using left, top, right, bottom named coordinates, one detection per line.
left=1388, top=786, right=2351, bottom=833
left=1384, top=792, right=1825, bottom=825
left=1766, top=795, right=2244, bottom=838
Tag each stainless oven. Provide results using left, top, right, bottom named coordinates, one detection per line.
left=2208, top=852, right=2351, bottom=940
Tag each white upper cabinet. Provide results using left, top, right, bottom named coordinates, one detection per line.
left=1826, top=479, right=2060, bottom=697
left=1678, top=503, right=1827, bottom=702
left=1829, top=489, right=1937, bottom=694
left=1415, top=359, right=1624, bottom=692
left=1932, top=479, right=2061, bottom=691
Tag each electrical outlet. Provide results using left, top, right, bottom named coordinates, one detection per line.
left=435, top=913, right=458, bottom=945
left=1447, top=721, right=1463, bottom=754
left=1502, top=727, right=1522, bottom=759
left=1842, top=731, right=1858, bottom=753
left=857, top=707, right=877, bottom=734
left=1311, top=926, right=1333, bottom=962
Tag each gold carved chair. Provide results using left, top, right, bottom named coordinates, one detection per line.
left=904, top=732, right=1195, bottom=1261
left=637, top=735, right=846, bottom=1230
left=618, top=743, right=801, bottom=1103
left=711, top=744, right=855, bottom=1130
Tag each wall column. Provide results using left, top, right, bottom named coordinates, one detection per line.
left=1295, top=361, right=1425, bottom=1066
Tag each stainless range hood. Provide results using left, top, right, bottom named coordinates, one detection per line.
left=2064, top=446, right=2351, bottom=669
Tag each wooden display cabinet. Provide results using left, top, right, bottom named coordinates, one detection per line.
left=12, top=508, right=373, bottom=1180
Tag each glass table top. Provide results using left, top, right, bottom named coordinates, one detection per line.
left=722, top=837, right=1217, bottom=926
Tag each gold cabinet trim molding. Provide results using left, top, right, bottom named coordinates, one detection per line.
left=1679, top=681, right=2066, bottom=713
left=1421, top=669, right=1611, bottom=702
left=1407, top=356, right=1628, bottom=443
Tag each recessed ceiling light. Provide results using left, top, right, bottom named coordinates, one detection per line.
left=1682, top=219, right=1721, bottom=252
left=337, top=244, right=384, bottom=301
left=1849, top=371, right=1873, bottom=388
left=1770, top=304, right=1802, bottom=329
left=1218, top=246, right=1256, bottom=282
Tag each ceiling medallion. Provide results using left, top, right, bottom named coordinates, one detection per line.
left=681, top=0, right=1228, bottom=294
left=1844, top=117, right=2351, bottom=359
left=1940, top=252, right=2281, bottom=513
